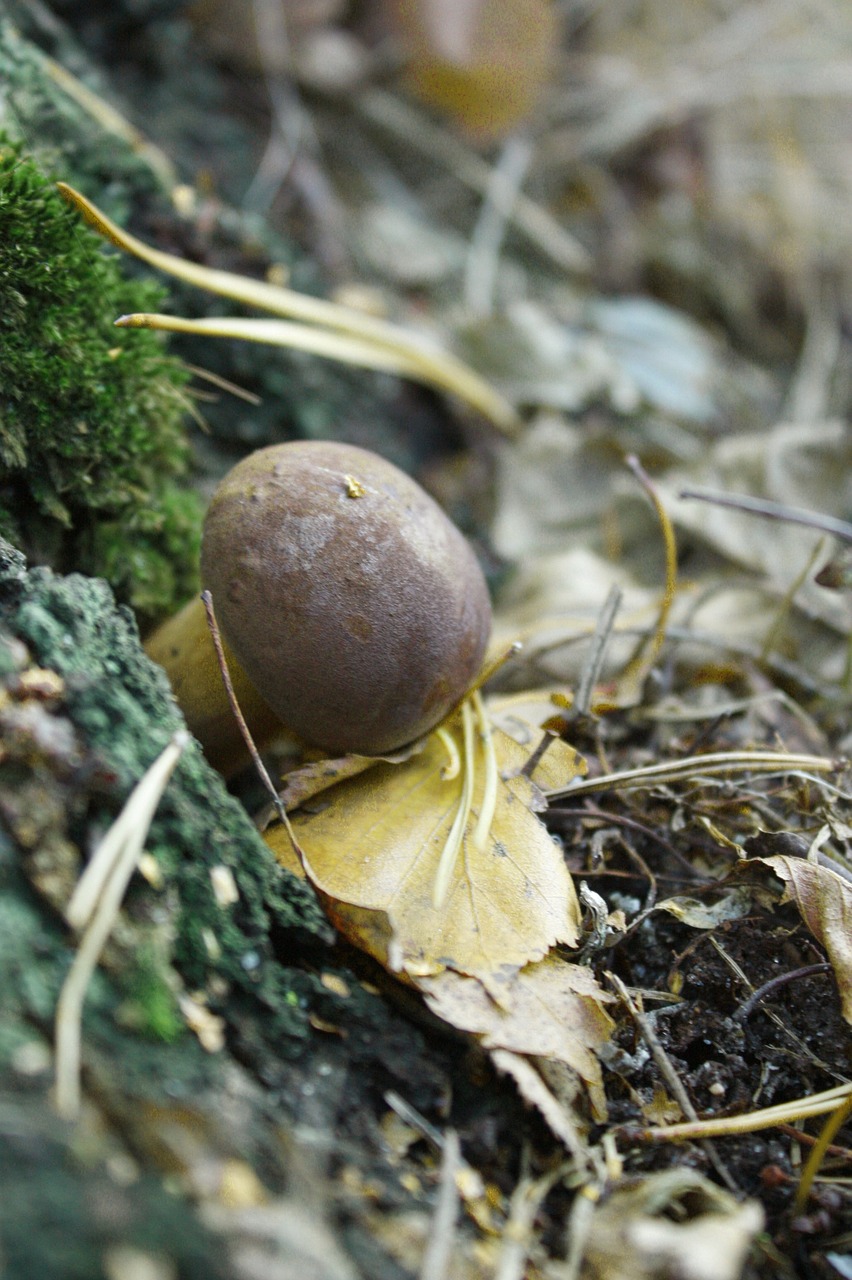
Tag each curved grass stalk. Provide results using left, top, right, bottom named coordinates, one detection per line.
left=116, top=312, right=446, bottom=387
left=636, top=1082, right=852, bottom=1143
left=435, top=725, right=461, bottom=781
left=432, top=701, right=476, bottom=911
left=471, top=691, right=499, bottom=854
left=56, top=731, right=189, bottom=1120
left=547, top=749, right=838, bottom=800
left=57, top=183, right=520, bottom=433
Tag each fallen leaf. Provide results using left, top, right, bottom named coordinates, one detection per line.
left=757, top=854, right=852, bottom=1022
left=579, top=1169, right=764, bottom=1280
left=267, top=717, right=584, bottom=981
left=418, top=955, right=612, bottom=1107
left=654, top=887, right=754, bottom=930
left=491, top=1048, right=589, bottom=1153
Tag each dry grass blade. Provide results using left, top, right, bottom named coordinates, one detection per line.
left=57, top=183, right=520, bottom=433
left=631, top=1082, right=852, bottom=1143
left=418, top=1130, right=461, bottom=1280
left=55, top=732, right=189, bottom=1120
left=547, top=750, right=839, bottom=800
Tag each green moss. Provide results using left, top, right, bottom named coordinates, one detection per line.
left=0, top=543, right=331, bottom=1070
left=0, top=139, right=202, bottom=622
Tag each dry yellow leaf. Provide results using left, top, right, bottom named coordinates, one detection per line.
left=418, top=954, right=613, bottom=1114
left=266, top=719, right=584, bottom=981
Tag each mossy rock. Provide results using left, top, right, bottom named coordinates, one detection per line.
left=0, top=540, right=332, bottom=1070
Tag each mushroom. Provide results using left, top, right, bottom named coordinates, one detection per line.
left=146, top=440, right=492, bottom=773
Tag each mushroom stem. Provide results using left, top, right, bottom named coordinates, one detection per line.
left=145, top=594, right=285, bottom=775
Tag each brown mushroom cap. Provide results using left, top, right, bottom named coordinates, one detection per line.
left=201, top=440, right=492, bottom=755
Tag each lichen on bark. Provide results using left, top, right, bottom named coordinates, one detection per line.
left=0, top=541, right=330, bottom=1079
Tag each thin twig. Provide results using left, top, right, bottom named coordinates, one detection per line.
left=573, top=585, right=623, bottom=720
left=384, top=1091, right=445, bottom=1150
left=201, top=592, right=300, bottom=855
left=465, top=133, right=533, bottom=317
left=619, top=455, right=678, bottom=697
left=626, top=1083, right=852, bottom=1144
left=733, top=963, right=832, bottom=1023
left=795, top=1095, right=852, bottom=1213
left=520, top=588, right=623, bottom=780
left=679, top=488, right=852, bottom=545
left=418, top=1130, right=461, bottom=1280
left=550, top=803, right=712, bottom=881
left=494, top=1152, right=568, bottom=1280
left=354, top=88, right=590, bottom=274
left=608, top=972, right=739, bottom=1194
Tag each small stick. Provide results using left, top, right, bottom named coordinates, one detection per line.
left=201, top=591, right=298, bottom=851
left=418, top=1130, right=462, bottom=1280
left=573, top=585, right=623, bottom=720
left=520, top=588, right=622, bottom=780
left=629, top=1083, right=852, bottom=1143
left=619, top=455, right=678, bottom=693
left=794, top=1094, right=852, bottom=1213
left=608, top=972, right=739, bottom=1194
left=679, top=487, right=852, bottom=545
left=733, top=963, right=832, bottom=1023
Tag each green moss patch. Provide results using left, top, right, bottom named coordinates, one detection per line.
left=0, top=140, right=201, bottom=622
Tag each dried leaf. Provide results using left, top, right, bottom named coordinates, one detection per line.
left=418, top=954, right=613, bottom=1113
left=580, top=1170, right=764, bottom=1280
left=490, top=1048, right=589, bottom=1152
left=266, top=719, right=584, bottom=980
left=758, top=854, right=852, bottom=1022
left=655, top=888, right=754, bottom=930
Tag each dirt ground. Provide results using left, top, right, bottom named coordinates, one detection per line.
left=2, top=3, right=852, bottom=1279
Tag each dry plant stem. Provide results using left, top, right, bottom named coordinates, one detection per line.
left=184, top=364, right=262, bottom=405
left=201, top=592, right=299, bottom=851
left=57, top=184, right=519, bottom=434
left=608, top=972, right=739, bottom=1195
left=384, top=1091, right=446, bottom=1150
left=551, top=803, right=712, bottom=882
left=759, top=537, right=826, bottom=664
left=432, top=700, right=476, bottom=911
left=574, top=584, right=623, bottom=720
left=354, top=88, right=590, bottom=274
left=547, top=749, right=838, bottom=801
left=778, top=1124, right=852, bottom=1162
left=562, top=1183, right=603, bottom=1280
left=734, top=963, right=832, bottom=1023
left=619, top=455, right=678, bottom=696
left=494, top=1158, right=569, bottom=1280
left=679, top=488, right=852, bottom=545
left=520, top=587, right=623, bottom=780
left=632, top=1082, right=852, bottom=1144
left=709, top=937, right=832, bottom=1075
left=44, top=57, right=176, bottom=188
left=145, top=594, right=283, bottom=777
left=244, top=0, right=303, bottom=214
left=465, top=132, right=533, bottom=317
left=418, top=1129, right=461, bottom=1280
left=55, top=732, right=189, bottom=1121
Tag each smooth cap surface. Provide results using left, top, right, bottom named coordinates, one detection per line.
left=201, top=440, right=492, bottom=754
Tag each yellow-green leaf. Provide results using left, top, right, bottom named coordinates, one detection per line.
left=267, top=720, right=584, bottom=981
